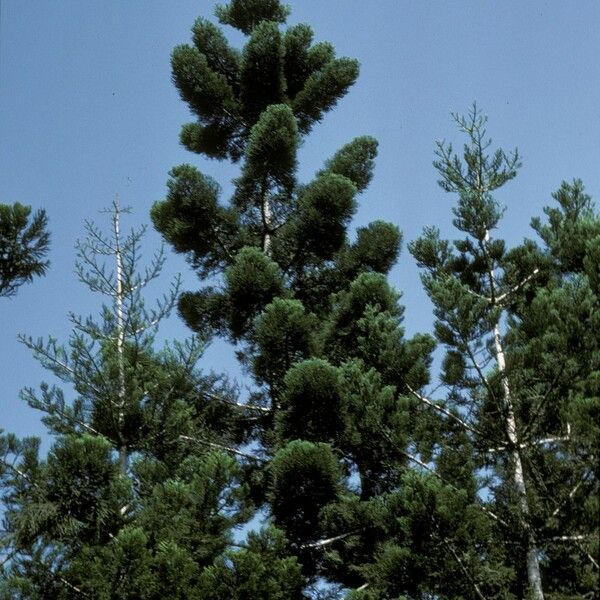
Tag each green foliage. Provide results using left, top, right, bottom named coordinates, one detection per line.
left=341, top=221, right=402, bottom=275
left=322, top=273, right=419, bottom=383
left=409, top=105, right=599, bottom=599
left=241, top=22, right=286, bottom=122
left=215, top=0, right=290, bottom=35
left=4, top=0, right=598, bottom=594
left=292, top=57, right=359, bottom=133
left=235, top=104, right=299, bottom=208
left=135, top=451, right=246, bottom=566
left=355, top=472, right=509, bottom=600
left=0, top=202, right=50, bottom=297
left=171, top=44, right=238, bottom=119
left=225, top=246, right=286, bottom=338
left=0, top=207, right=271, bottom=598
left=278, top=359, right=345, bottom=444
left=319, top=137, right=378, bottom=193
left=153, top=2, right=436, bottom=596
left=270, top=440, right=342, bottom=546
left=150, top=164, right=240, bottom=274
left=192, top=18, right=241, bottom=86
left=197, top=527, right=304, bottom=599
left=532, top=178, right=600, bottom=272
left=44, top=435, right=125, bottom=545
left=252, top=298, right=318, bottom=390
left=73, top=527, right=156, bottom=599
left=291, top=173, right=357, bottom=261
left=433, top=104, right=520, bottom=241
left=165, top=0, right=356, bottom=163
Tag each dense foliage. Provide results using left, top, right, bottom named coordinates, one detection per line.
left=1, top=203, right=301, bottom=598
left=410, top=107, right=599, bottom=599
left=151, top=0, right=456, bottom=596
left=1, top=1, right=597, bottom=598
left=0, top=203, right=50, bottom=298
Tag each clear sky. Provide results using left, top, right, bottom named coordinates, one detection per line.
left=2, top=1, right=600, bottom=446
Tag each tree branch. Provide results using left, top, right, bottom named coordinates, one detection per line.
left=549, top=534, right=592, bottom=542
left=577, top=541, right=599, bottom=570
left=0, top=546, right=19, bottom=569
left=178, top=435, right=266, bottom=462
left=406, top=384, right=481, bottom=435
left=300, top=530, right=361, bottom=550
left=44, top=403, right=104, bottom=438
left=199, top=390, right=271, bottom=413
left=0, top=458, right=39, bottom=489
left=549, top=473, right=588, bottom=520
left=463, top=339, right=498, bottom=406
left=495, top=268, right=540, bottom=305
left=486, top=431, right=571, bottom=454
left=439, top=531, right=487, bottom=600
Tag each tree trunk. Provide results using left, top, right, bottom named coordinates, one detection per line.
left=113, top=198, right=128, bottom=477
left=493, top=323, right=544, bottom=600
left=263, top=193, right=272, bottom=254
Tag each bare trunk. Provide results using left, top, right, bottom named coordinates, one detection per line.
left=263, top=194, right=272, bottom=254
left=493, top=323, right=544, bottom=600
left=113, top=197, right=128, bottom=476
left=483, top=222, right=544, bottom=599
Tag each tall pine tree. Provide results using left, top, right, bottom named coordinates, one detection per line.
left=1, top=201, right=304, bottom=598
left=410, top=106, right=599, bottom=599
left=151, top=1, right=500, bottom=597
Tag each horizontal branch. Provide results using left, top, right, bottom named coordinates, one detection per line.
left=178, top=435, right=266, bottom=462
left=548, top=534, right=595, bottom=542
left=300, top=529, right=361, bottom=549
left=486, top=431, right=571, bottom=454
left=463, top=268, right=540, bottom=306
left=200, top=391, right=271, bottom=413
left=223, top=399, right=271, bottom=413
left=406, top=384, right=480, bottom=435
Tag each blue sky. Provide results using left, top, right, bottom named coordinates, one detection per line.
left=2, top=0, right=600, bottom=445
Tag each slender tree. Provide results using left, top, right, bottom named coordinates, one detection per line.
left=1, top=200, right=304, bottom=598
left=0, top=203, right=50, bottom=298
left=410, top=105, right=599, bottom=599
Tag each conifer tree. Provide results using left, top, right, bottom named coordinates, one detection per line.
left=150, top=1, right=480, bottom=596
left=0, top=203, right=50, bottom=298
left=410, top=106, right=599, bottom=599
left=4, top=0, right=595, bottom=596
left=1, top=201, right=304, bottom=598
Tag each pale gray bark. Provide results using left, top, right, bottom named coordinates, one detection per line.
left=492, top=322, right=544, bottom=600
left=485, top=233, right=544, bottom=600
left=263, top=193, right=272, bottom=254
left=112, top=198, right=128, bottom=477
